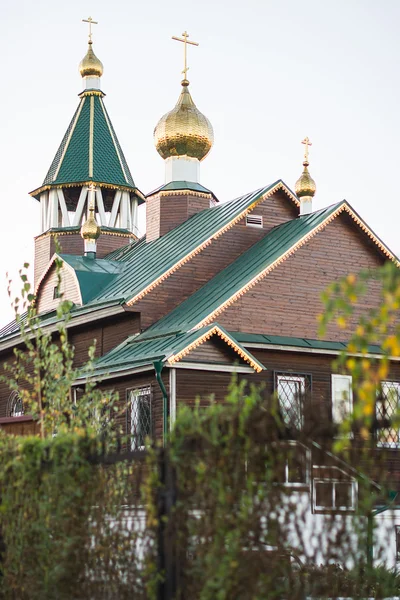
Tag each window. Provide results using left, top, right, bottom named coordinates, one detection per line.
left=275, top=373, right=310, bottom=430
left=332, top=374, right=353, bottom=424
left=7, top=391, right=24, bottom=417
left=128, top=387, right=152, bottom=451
left=246, top=214, right=263, bottom=228
left=376, top=381, right=400, bottom=448
left=396, top=526, right=400, bottom=562
left=53, top=286, right=61, bottom=300
left=273, top=441, right=310, bottom=486
left=313, top=479, right=356, bottom=512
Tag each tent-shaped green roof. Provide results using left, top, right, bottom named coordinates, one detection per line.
left=30, top=91, right=141, bottom=200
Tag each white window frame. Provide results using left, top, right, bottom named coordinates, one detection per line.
left=129, top=386, right=152, bottom=451
left=313, top=478, right=357, bottom=513
left=7, top=391, right=24, bottom=417
left=331, top=374, right=353, bottom=427
left=273, top=440, right=310, bottom=488
left=376, top=380, right=400, bottom=448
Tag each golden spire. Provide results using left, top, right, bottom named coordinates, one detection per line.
left=81, top=188, right=100, bottom=241
left=79, top=16, right=103, bottom=78
left=154, top=31, right=214, bottom=161
left=172, top=30, right=199, bottom=84
left=295, top=137, right=316, bottom=199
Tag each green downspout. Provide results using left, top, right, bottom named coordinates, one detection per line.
left=154, top=360, right=169, bottom=446
left=367, top=490, right=398, bottom=568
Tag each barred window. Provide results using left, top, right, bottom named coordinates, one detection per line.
left=7, top=391, right=24, bottom=417
left=376, top=381, right=400, bottom=448
left=275, top=373, right=311, bottom=430
left=128, top=387, right=152, bottom=451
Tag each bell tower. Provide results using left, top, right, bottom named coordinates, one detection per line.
left=31, top=17, right=144, bottom=286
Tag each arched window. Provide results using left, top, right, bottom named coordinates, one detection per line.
left=7, top=391, right=24, bottom=417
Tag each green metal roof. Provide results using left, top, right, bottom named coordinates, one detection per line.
left=80, top=323, right=265, bottom=379
left=147, top=181, right=218, bottom=201
left=94, top=180, right=296, bottom=304
left=140, top=203, right=344, bottom=337
left=231, top=332, right=383, bottom=355
left=60, top=255, right=125, bottom=304
left=31, top=92, right=139, bottom=198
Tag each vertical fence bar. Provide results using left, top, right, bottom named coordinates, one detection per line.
left=157, top=447, right=177, bottom=600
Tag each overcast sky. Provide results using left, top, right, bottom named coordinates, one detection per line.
left=0, top=0, right=399, bottom=326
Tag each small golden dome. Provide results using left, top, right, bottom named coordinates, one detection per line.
left=81, top=205, right=100, bottom=240
left=295, top=161, right=317, bottom=198
left=154, top=80, right=214, bottom=161
left=79, top=41, right=104, bottom=78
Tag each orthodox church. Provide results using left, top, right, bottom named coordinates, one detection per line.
left=1, top=23, right=400, bottom=563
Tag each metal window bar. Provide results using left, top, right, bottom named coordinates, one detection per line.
left=128, top=387, right=152, bottom=451
left=275, top=373, right=311, bottom=431
left=376, top=381, right=400, bottom=447
left=7, top=391, right=24, bottom=417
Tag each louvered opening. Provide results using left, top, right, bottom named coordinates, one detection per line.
left=246, top=214, right=263, bottom=228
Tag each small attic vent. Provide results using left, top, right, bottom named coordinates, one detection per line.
left=246, top=214, right=263, bottom=228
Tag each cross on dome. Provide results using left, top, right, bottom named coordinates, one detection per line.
left=172, top=31, right=199, bottom=82
left=301, top=136, right=312, bottom=166
left=82, top=16, right=98, bottom=43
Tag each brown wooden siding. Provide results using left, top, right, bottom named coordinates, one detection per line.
left=181, top=337, right=245, bottom=365
left=218, top=213, right=385, bottom=341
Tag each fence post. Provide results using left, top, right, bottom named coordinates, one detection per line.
left=157, top=447, right=177, bottom=600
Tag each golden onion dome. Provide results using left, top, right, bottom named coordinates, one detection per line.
left=295, top=161, right=317, bottom=198
left=79, top=41, right=104, bottom=78
left=81, top=205, right=101, bottom=240
left=154, top=80, right=214, bottom=161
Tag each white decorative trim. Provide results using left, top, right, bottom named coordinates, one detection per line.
left=240, top=342, right=400, bottom=361
left=56, top=189, right=70, bottom=227
left=72, top=187, right=89, bottom=226
left=172, top=361, right=255, bottom=373
left=109, top=190, right=121, bottom=228
left=95, top=187, right=107, bottom=225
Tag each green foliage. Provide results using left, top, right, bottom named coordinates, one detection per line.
left=2, top=258, right=119, bottom=439
left=319, top=260, right=400, bottom=448
left=0, top=432, right=151, bottom=599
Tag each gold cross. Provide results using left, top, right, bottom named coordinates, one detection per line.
left=301, top=137, right=312, bottom=164
left=82, top=16, right=98, bottom=43
left=172, top=31, right=199, bottom=80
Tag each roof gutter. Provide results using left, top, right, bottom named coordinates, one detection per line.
left=154, top=360, right=169, bottom=446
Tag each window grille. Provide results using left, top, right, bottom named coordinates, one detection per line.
left=376, top=381, right=400, bottom=448
left=275, top=373, right=311, bottom=431
left=7, top=391, right=24, bottom=417
left=127, top=387, right=152, bottom=451
left=246, top=214, right=263, bottom=228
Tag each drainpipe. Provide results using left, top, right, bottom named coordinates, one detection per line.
left=154, top=360, right=169, bottom=446
left=367, top=490, right=398, bottom=569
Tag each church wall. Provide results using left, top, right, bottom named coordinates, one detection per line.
left=97, top=369, right=167, bottom=443
left=37, top=263, right=81, bottom=314
left=136, top=192, right=298, bottom=329
left=176, top=369, right=236, bottom=407
left=217, top=213, right=385, bottom=341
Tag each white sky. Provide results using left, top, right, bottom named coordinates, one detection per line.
left=1, top=0, right=399, bottom=327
